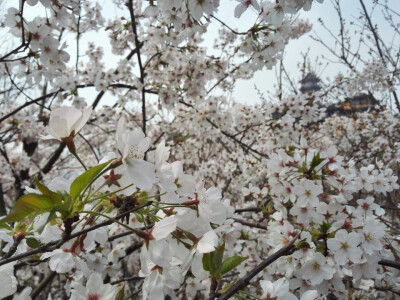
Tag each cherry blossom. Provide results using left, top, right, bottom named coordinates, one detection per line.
left=300, top=252, right=334, bottom=285
left=0, top=0, right=399, bottom=299
left=70, top=273, right=118, bottom=300
left=234, top=0, right=260, bottom=18
left=327, top=229, right=363, bottom=265
left=41, top=106, right=92, bottom=154
left=293, top=179, right=323, bottom=207
left=116, top=117, right=157, bottom=190
left=41, top=249, right=90, bottom=274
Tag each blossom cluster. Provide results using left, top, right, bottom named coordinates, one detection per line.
left=1, top=0, right=400, bottom=300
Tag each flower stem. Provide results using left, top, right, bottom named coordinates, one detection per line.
left=72, top=151, right=87, bottom=170
left=81, top=210, right=138, bottom=233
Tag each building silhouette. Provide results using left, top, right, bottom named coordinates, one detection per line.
left=299, top=73, right=380, bottom=116
left=299, top=73, right=321, bottom=94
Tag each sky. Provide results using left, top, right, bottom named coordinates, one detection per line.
left=210, top=0, right=400, bottom=104
left=2, top=0, right=399, bottom=106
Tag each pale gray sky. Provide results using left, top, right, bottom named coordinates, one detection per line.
left=214, top=0, right=400, bottom=104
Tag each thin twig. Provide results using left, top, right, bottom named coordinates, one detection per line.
left=0, top=92, right=57, bottom=123
left=232, top=218, right=268, bottom=230
left=111, top=276, right=143, bottom=285
left=234, top=207, right=261, bottom=213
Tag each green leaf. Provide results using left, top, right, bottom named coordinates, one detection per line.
left=36, top=211, right=57, bottom=234
left=70, top=160, right=113, bottom=199
left=218, top=281, right=236, bottom=294
left=0, top=194, right=61, bottom=223
left=26, top=237, right=40, bottom=249
left=137, top=191, right=148, bottom=205
left=115, top=285, right=125, bottom=300
left=319, top=222, right=331, bottom=234
left=220, top=255, right=248, bottom=275
left=202, top=253, right=212, bottom=272
left=212, top=243, right=225, bottom=269
left=287, top=145, right=296, bottom=156
left=35, top=178, right=62, bottom=204
left=202, top=243, right=225, bottom=279
left=295, top=238, right=311, bottom=250
left=309, top=228, right=320, bottom=240
left=135, top=213, right=145, bottom=224
left=0, top=222, right=13, bottom=230
left=309, top=151, right=324, bottom=171
left=316, top=243, right=325, bottom=254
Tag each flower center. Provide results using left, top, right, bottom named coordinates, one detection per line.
left=126, top=145, right=144, bottom=161
left=87, top=294, right=99, bottom=300
left=341, top=242, right=349, bottom=250
left=361, top=202, right=370, bottom=210
left=365, top=233, right=373, bottom=241
left=312, top=262, right=320, bottom=271
left=264, top=293, right=278, bottom=300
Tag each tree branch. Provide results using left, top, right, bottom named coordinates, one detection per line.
left=30, top=271, right=57, bottom=299
left=218, top=239, right=297, bottom=300
left=378, top=259, right=400, bottom=270
left=232, top=218, right=268, bottom=230
left=110, top=276, right=143, bottom=285
left=127, top=0, right=147, bottom=136
left=0, top=202, right=153, bottom=267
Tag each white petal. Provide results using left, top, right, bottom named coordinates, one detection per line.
left=149, top=239, right=172, bottom=267
left=197, top=230, right=218, bottom=254
left=234, top=4, right=247, bottom=18
left=143, top=271, right=163, bottom=300
left=128, top=129, right=146, bottom=148
left=0, top=262, right=17, bottom=299
left=73, top=256, right=90, bottom=275
left=206, top=187, right=222, bottom=202
left=163, top=266, right=184, bottom=289
left=48, top=115, right=69, bottom=139
left=191, top=254, right=209, bottom=280
left=47, top=252, right=75, bottom=273
left=12, top=286, right=32, bottom=300
left=73, top=107, right=92, bottom=134
left=209, top=201, right=227, bottom=224
left=251, top=0, right=260, bottom=11
left=154, top=140, right=170, bottom=167
left=86, top=273, right=103, bottom=295
left=116, top=117, right=126, bottom=152
left=124, top=159, right=156, bottom=190
left=300, top=290, right=318, bottom=300
left=152, top=216, right=177, bottom=240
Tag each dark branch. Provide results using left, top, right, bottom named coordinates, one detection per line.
left=30, top=271, right=57, bottom=299
left=0, top=202, right=153, bottom=267
left=110, top=276, right=143, bottom=285
left=232, top=218, right=268, bottom=230
left=218, top=239, right=297, bottom=300
left=378, top=259, right=400, bottom=270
